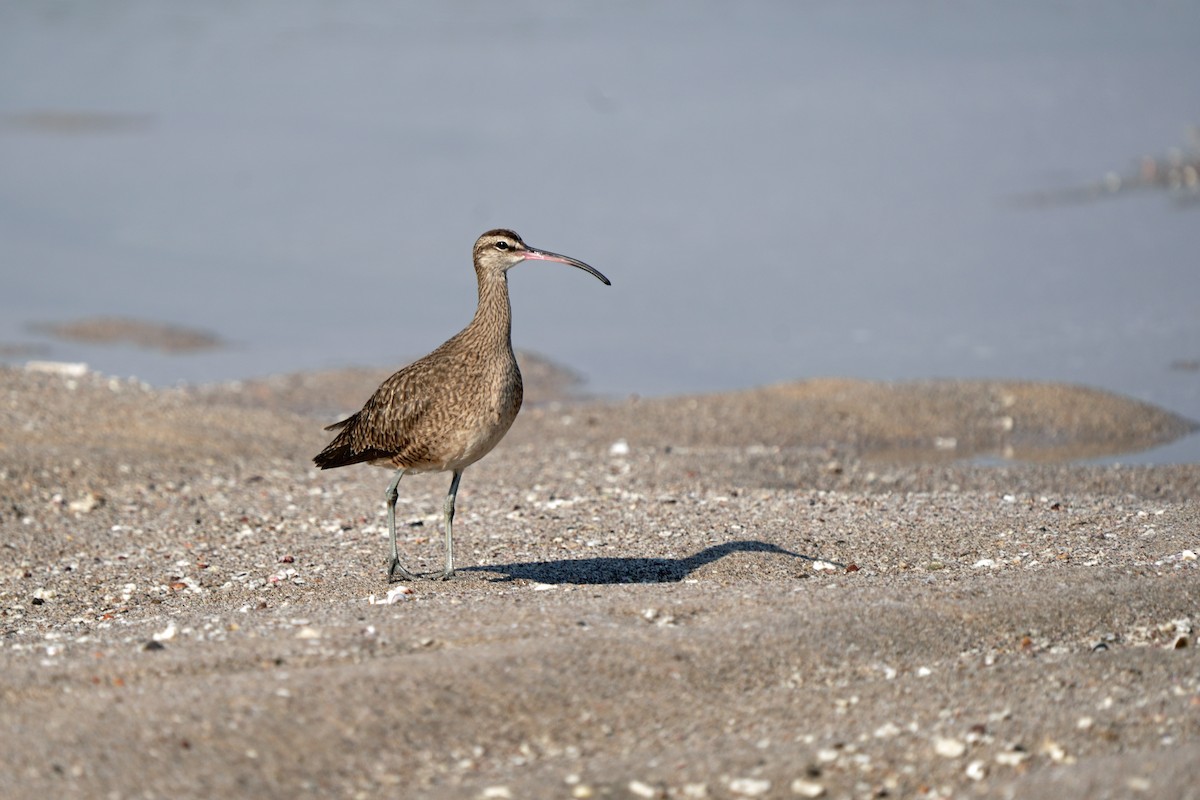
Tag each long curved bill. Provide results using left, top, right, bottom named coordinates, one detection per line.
left=521, top=247, right=611, bottom=285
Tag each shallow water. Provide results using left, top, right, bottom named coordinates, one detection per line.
left=1, top=1, right=1198, bottom=461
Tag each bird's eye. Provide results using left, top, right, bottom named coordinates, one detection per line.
left=495, top=241, right=511, bottom=251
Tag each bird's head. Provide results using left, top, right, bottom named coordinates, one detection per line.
left=473, top=229, right=610, bottom=285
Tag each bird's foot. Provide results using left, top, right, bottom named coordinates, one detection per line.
left=387, top=559, right=422, bottom=582
left=432, top=568, right=456, bottom=581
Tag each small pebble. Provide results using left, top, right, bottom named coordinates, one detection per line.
left=152, top=622, right=177, bottom=642
left=368, top=586, right=414, bottom=605
left=1041, top=739, right=1070, bottom=763
left=1126, top=776, right=1152, bottom=793
left=790, top=778, right=826, bottom=798
left=609, top=439, right=630, bottom=456
left=480, top=787, right=512, bottom=799
left=995, top=750, right=1030, bottom=766
left=68, top=492, right=102, bottom=514
left=628, top=780, right=659, bottom=798
left=965, top=760, right=987, bottom=781
left=729, top=777, right=771, bottom=797
left=934, top=737, right=966, bottom=758
left=815, top=748, right=839, bottom=763
left=873, top=722, right=901, bottom=739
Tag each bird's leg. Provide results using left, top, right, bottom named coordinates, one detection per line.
left=435, top=470, right=463, bottom=580
left=384, top=469, right=420, bottom=581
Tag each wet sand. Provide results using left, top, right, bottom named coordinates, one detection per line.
left=1, top=363, right=1198, bottom=799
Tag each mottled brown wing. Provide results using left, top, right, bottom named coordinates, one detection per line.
left=311, top=362, right=434, bottom=469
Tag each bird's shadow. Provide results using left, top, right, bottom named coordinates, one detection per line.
left=460, top=540, right=838, bottom=585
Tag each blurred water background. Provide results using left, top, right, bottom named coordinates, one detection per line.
left=1, top=1, right=1198, bottom=461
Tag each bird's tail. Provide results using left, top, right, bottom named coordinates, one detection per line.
left=313, top=414, right=371, bottom=469
left=313, top=441, right=358, bottom=470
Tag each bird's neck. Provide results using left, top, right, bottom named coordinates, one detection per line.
left=469, top=271, right=513, bottom=349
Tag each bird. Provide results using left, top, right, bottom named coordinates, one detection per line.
left=313, top=229, right=610, bottom=581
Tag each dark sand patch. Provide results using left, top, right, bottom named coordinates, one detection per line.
left=0, top=342, right=50, bottom=359
left=30, top=317, right=224, bottom=353
left=0, top=110, right=153, bottom=134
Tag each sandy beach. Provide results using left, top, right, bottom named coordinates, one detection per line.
left=1, top=361, right=1198, bottom=799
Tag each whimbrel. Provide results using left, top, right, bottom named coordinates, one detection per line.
left=313, top=230, right=609, bottom=580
